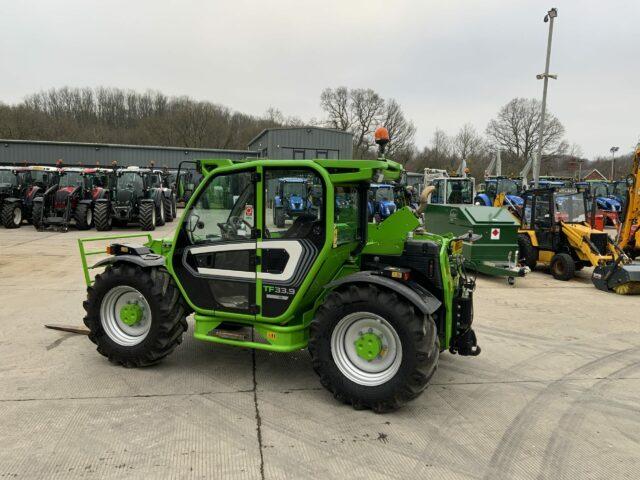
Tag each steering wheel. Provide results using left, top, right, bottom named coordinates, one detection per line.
left=217, top=216, right=252, bottom=239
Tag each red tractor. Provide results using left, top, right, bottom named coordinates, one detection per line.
left=33, top=167, right=111, bottom=231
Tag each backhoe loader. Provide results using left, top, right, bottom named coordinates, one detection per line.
left=517, top=187, right=640, bottom=294
left=617, top=147, right=640, bottom=259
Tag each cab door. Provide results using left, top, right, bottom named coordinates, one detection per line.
left=258, top=167, right=326, bottom=318
left=172, top=167, right=259, bottom=315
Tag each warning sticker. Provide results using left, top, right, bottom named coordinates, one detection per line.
left=490, top=228, right=500, bottom=240
left=244, top=204, right=254, bottom=223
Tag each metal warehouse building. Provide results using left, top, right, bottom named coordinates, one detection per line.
left=248, top=127, right=353, bottom=159
left=0, top=139, right=256, bottom=168
left=0, top=127, right=354, bottom=167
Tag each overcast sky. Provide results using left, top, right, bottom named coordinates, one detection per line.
left=2, top=0, right=638, bottom=159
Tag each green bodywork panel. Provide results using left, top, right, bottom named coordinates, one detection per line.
left=79, top=157, right=462, bottom=353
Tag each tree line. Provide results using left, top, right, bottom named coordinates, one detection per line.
left=0, top=86, right=636, bottom=180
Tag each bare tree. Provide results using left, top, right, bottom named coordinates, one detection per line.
left=486, top=98, right=565, bottom=163
left=382, top=99, right=416, bottom=157
left=320, top=87, right=415, bottom=159
left=453, top=123, right=484, bottom=162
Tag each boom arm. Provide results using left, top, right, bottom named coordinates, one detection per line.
left=618, top=147, right=640, bottom=252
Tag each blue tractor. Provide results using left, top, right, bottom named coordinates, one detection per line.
left=576, top=181, right=622, bottom=225
left=273, top=177, right=313, bottom=228
left=475, top=177, right=523, bottom=210
left=368, top=183, right=397, bottom=221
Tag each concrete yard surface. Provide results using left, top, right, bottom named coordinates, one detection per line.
left=1, top=223, right=639, bottom=479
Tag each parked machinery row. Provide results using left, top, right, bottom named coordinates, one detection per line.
left=0, top=165, right=178, bottom=231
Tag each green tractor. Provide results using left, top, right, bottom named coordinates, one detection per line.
left=79, top=134, right=480, bottom=412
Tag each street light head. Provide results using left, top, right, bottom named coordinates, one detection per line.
left=548, top=8, right=558, bottom=18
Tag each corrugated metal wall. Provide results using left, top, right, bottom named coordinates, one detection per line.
left=248, top=127, right=353, bottom=160
left=0, top=140, right=257, bottom=168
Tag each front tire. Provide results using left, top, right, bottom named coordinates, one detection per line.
left=308, top=284, right=439, bottom=412
left=156, top=199, right=166, bottom=227
left=94, top=202, right=112, bottom=231
left=1, top=201, right=22, bottom=228
left=550, top=253, right=575, bottom=281
left=83, top=264, right=188, bottom=367
left=74, top=203, right=93, bottom=230
left=163, top=195, right=173, bottom=223
left=32, top=200, right=43, bottom=229
left=139, top=202, right=156, bottom=231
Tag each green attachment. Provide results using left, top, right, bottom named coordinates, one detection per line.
left=120, top=303, right=143, bottom=326
left=354, top=332, right=382, bottom=361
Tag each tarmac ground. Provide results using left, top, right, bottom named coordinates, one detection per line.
left=1, top=219, right=639, bottom=479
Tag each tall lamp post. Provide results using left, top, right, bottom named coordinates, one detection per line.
left=610, top=146, right=619, bottom=180
left=533, top=7, right=558, bottom=189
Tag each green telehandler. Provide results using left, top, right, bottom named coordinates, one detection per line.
left=79, top=129, right=480, bottom=412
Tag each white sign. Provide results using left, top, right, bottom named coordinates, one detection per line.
left=490, top=228, right=500, bottom=240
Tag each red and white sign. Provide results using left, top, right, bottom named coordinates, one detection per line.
left=244, top=205, right=254, bottom=222
left=490, top=228, right=500, bottom=240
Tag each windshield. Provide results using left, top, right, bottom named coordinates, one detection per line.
left=31, top=170, right=53, bottom=185
left=590, top=183, right=609, bottom=197
left=58, top=172, right=84, bottom=188
left=147, top=173, right=162, bottom=188
left=117, top=172, right=144, bottom=191
left=498, top=179, right=519, bottom=195
left=283, top=182, right=306, bottom=198
left=555, top=193, right=586, bottom=223
left=612, top=182, right=626, bottom=197
left=446, top=179, right=473, bottom=204
left=375, top=187, right=393, bottom=202
left=0, top=170, right=17, bottom=186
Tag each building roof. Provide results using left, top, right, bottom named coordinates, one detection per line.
left=247, top=126, right=352, bottom=147
left=583, top=168, right=607, bottom=180
left=0, top=138, right=255, bottom=155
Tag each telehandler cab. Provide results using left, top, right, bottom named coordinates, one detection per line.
left=79, top=129, right=480, bottom=412
left=517, top=187, right=640, bottom=294
left=617, top=147, right=640, bottom=259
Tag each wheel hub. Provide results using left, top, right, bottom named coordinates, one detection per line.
left=354, top=332, right=383, bottom=361
left=120, top=303, right=143, bottom=326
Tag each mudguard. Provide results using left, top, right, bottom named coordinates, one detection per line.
left=92, top=253, right=165, bottom=270
left=2, top=197, right=20, bottom=204
left=78, top=199, right=93, bottom=205
left=475, top=193, right=491, bottom=206
left=325, top=270, right=442, bottom=315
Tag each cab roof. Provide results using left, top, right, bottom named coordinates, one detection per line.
left=198, top=157, right=403, bottom=184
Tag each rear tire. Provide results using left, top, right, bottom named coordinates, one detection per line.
left=308, top=284, right=439, bottom=412
left=32, top=200, right=43, bottom=229
left=83, top=264, right=188, bottom=367
left=163, top=195, right=173, bottom=223
left=551, top=253, right=575, bottom=281
left=1, top=201, right=22, bottom=228
left=518, top=234, right=538, bottom=271
left=94, top=202, right=112, bottom=231
left=156, top=199, right=166, bottom=227
left=275, top=207, right=285, bottom=228
left=74, top=203, right=93, bottom=230
left=139, top=202, right=156, bottom=231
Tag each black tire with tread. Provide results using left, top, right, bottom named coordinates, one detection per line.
left=74, top=203, right=92, bottom=230
left=517, top=233, right=537, bottom=271
left=308, top=284, right=439, bottom=413
left=94, top=202, right=112, bottom=231
left=83, top=264, right=188, bottom=367
left=156, top=198, right=166, bottom=227
left=550, top=253, right=575, bottom=281
left=163, top=195, right=173, bottom=223
left=32, top=200, right=43, bottom=228
left=1, top=201, right=22, bottom=228
left=139, top=202, right=155, bottom=231
left=274, top=208, right=285, bottom=228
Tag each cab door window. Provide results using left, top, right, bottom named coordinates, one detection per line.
left=175, top=169, right=257, bottom=313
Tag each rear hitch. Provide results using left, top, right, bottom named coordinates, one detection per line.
left=449, top=328, right=481, bottom=356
